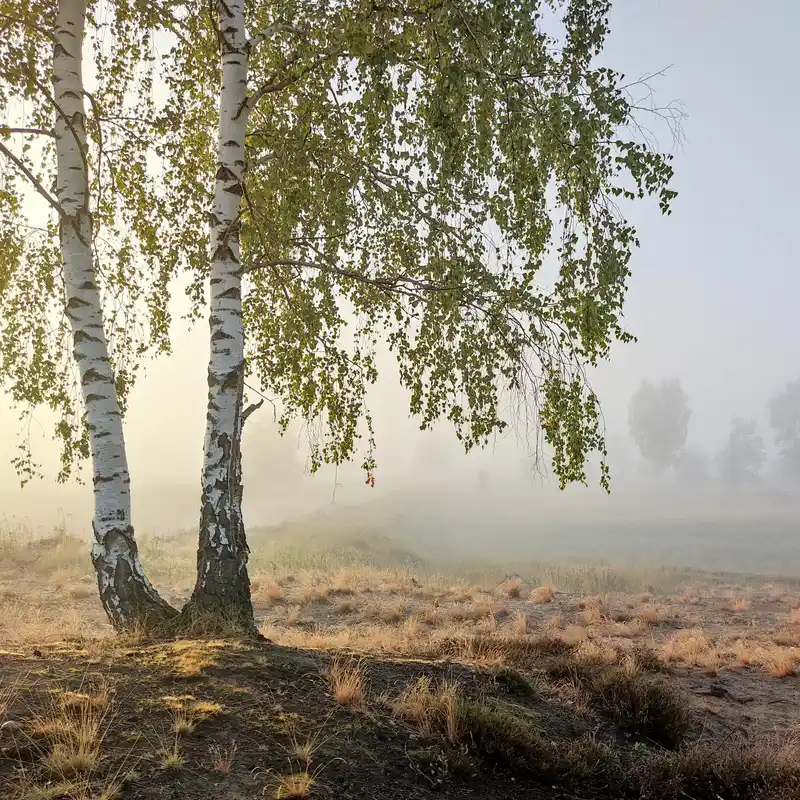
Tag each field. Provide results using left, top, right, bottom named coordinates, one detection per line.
left=1, top=514, right=800, bottom=799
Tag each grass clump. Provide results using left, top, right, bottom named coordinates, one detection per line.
left=327, top=657, right=365, bottom=706
left=545, top=657, right=691, bottom=748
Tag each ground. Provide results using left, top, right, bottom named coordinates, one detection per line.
left=1, top=522, right=800, bottom=799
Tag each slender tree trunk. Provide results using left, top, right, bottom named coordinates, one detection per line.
left=53, top=0, right=176, bottom=631
left=180, top=0, right=256, bottom=633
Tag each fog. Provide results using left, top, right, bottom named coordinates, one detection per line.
left=2, top=0, right=799, bottom=572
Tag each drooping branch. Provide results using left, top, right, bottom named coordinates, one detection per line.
left=0, top=141, right=65, bottom=216
left=244, top=258, right=473, bottom=297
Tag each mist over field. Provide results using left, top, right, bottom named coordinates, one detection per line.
left=4, top=1, right=799, bottom=580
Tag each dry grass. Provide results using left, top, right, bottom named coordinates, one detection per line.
left=35, top=689, right=110, bottom=779
left=327, top=658, right=365, bottom=706
left=757, top=647, right=799, bottom=678
left=209, top=742, right=237, bottom=773
left=392, top=676, right=462, bottom=745
left=727, top=596, right=752, bottom=612
left=789, top=608, right=800, bottom=625
left=272, top=770, right=316, bottom=799
left=662, top=628, right=717, bottom=667
left=160, top=737, right=184, bottom=770
left=528, top=584, right=554, bottom=604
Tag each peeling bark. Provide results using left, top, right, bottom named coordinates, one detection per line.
left=53, top=0, right=176, bottom=631
left=180, top=0, right=256, bottom=633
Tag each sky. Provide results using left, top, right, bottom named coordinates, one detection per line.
left=1, top=0, right=799, bottom=534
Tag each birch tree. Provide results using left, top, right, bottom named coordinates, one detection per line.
left=0, top=0, right=179, bottom=629
left=157, top=0, right=681, bottom=632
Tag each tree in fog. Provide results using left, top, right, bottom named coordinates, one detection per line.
left=159, top=0, right=680, bottom=630
left=717, top=418, right=766, bottom=486
left=628, top=379, right=691, bottom=475
left=0, top=0, right=177, bottom=629
left=124, top=0, right=684, bottom=631
left=673, top=448, right=711, bottom=487
left=768, top=378, right=800, bottom=479
left=2, top=0, right=681, bottom=634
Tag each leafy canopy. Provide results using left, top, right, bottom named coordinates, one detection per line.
left=160, top=0, right=678, bottom=491
left=2, top=1, right=679, bottom=492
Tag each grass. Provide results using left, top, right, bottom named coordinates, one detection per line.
left=35, top=688, right=110, bottom=779
left=209, top=742, right=237, bottom=773
left=160, top=737, right=185, bottom=770
left=4, top=520, right=800, bottom=799
left=528, top=584, right=554, bottom=604
left=327, top=657, right=365, bottom=706
left=544, top=656, right=692, bottom=748
left=272, top=770, right=316, bottom=799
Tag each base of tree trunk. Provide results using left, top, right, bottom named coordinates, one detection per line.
left=174, top=593, right=262, bottom=638
left=92, top=526, right=178, bottom=633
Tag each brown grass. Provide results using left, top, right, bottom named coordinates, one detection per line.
left=209, top=743, right=236, bottom=773
left=528, top=584, right=554, bottom=604
left=500, top=577, right=524, bottom=599
left=327, top=658, right=365, bottom=706
left=758, top=647, right=798, bottom=678
left=392, top=676, right=462, bottom=745
left=728, top=596, right=752, bottom=612
left=272, top=770, right=315, bottom=799
left=36, top=692, right=109, bottom=779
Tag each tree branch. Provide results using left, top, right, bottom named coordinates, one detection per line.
left=246, top=26, right=277, bottom=52
left=244, top=258, right=469, bottom=296
left=0, top=141, right=64, bottom=217
left=239, top=49, right=346, bottom=118
left=241, top=398, right=265, bottom=424
left=0, top=126, right=55, bottom=137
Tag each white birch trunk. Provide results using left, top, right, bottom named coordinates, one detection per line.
left=182, top=0, right=256, bottom=630
left=53, top=0, right=175, bottom=630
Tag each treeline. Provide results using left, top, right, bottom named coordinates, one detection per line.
left=627, top=378, right=800, bottom=487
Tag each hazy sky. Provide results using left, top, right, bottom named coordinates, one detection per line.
left=2, top=0, right=798, bottom=532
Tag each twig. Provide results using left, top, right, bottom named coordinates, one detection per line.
left=0, top=141, right=64, bottom=216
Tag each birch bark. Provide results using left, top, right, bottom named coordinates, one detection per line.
left=53, top=0, right=175, bottom=630
left=180, top=0, right=256, bottom=631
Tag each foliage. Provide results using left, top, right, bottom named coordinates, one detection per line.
left=0, top=0, right=191, bottom=484
left=156, top=0, right=680, bottom=493
left=717, top=417, right=766, bottom=487
left=768, top=378, right=800, bottom=478
left=628, top=378, right=690, bottom=474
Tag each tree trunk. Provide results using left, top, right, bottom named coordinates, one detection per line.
left=53, top=0, right=176, bottom=632
left=180, top=0, right=256, bottom=634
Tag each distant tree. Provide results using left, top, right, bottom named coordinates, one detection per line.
left=717, top=418, right=766, bottom=486
left=628, top=379, right=691, bottom=474
left=768, top=378, right=800, bottom=478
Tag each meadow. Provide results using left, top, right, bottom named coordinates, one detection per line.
left=1, top=510, right=799, bottom=799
